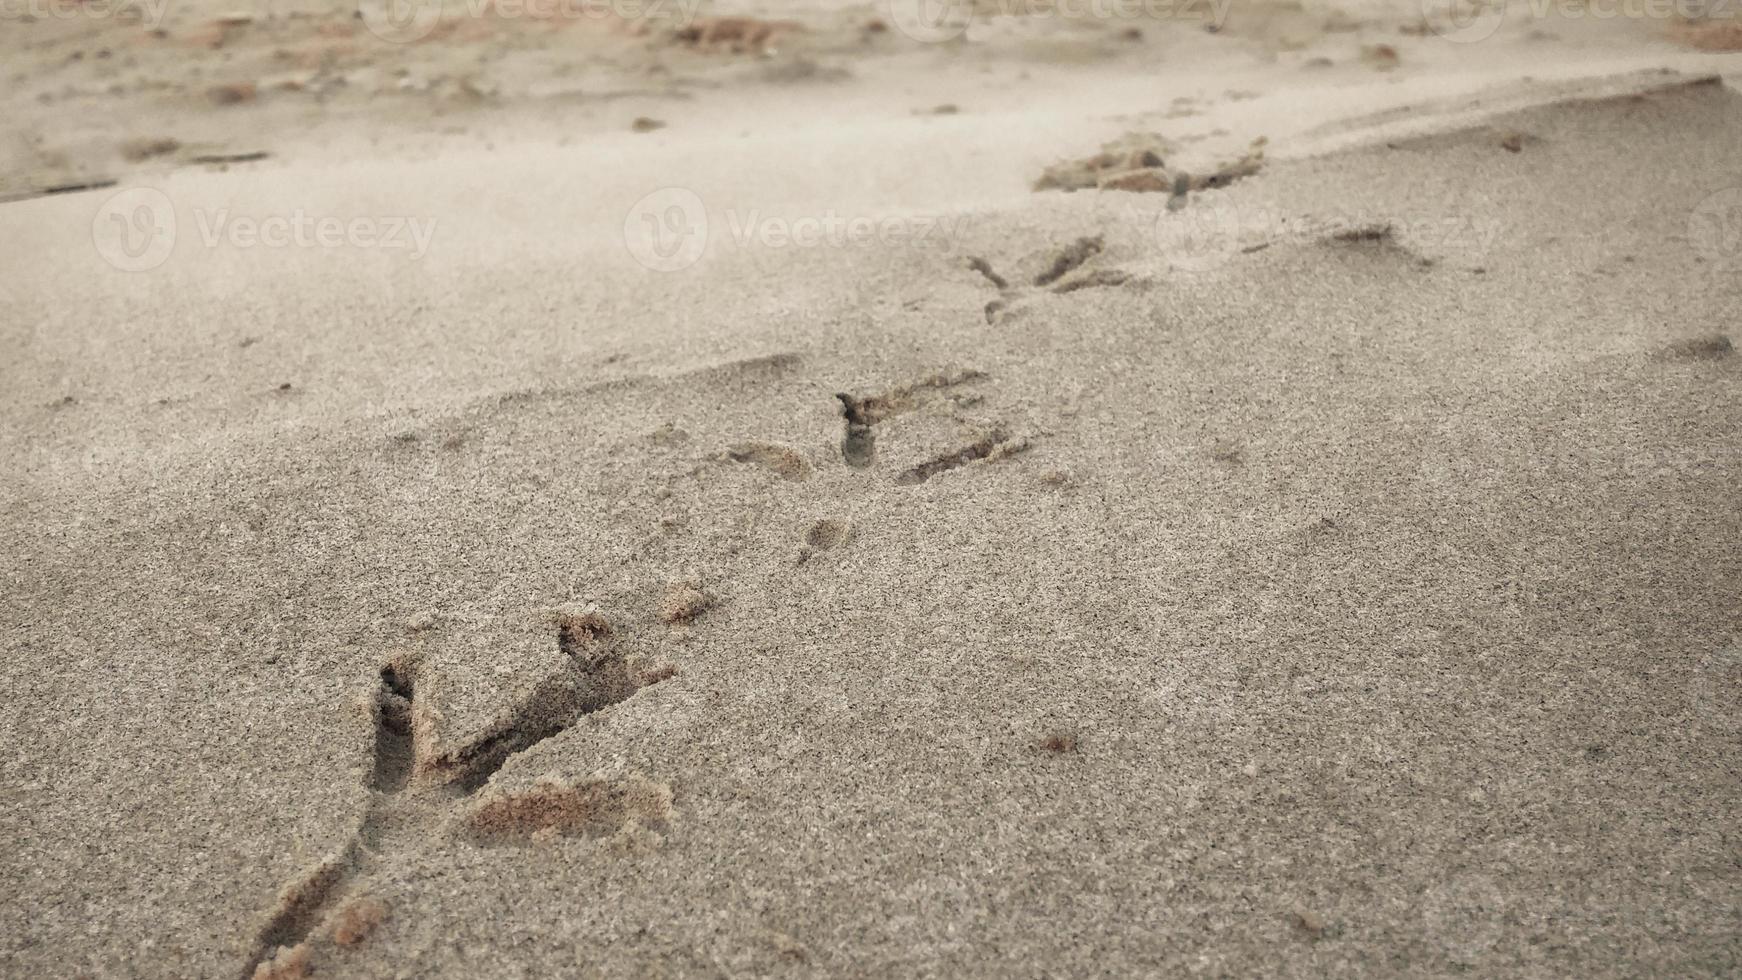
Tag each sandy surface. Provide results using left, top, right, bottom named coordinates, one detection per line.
left=3, top=1, right=1741, bottom=977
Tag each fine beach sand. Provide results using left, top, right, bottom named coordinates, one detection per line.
left=3, top=2, right=1741, bottom=977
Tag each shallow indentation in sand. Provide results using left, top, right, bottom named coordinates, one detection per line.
left=1653, top=333, right=1734, bottom=362
left=836, top=371, right=990, bottom=470
left=725, top=442, right=812, bottom=481
left=1033, top=236, right=1103, bottom=287
left=245, top=855, right=349, bottom=980
left=467, top=774, right=673, bottom=844
left=425, top=614, right=673, bottom=792
left=805, top=519, right=850, bottom=550
left=895, top=428, right=1027, bottom=486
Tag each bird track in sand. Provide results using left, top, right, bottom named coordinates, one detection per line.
left=833, top=369, right=1025, bottom=480
left=244, top=359, right=1034, bottom=975
left=970, top=235, right=1141, bottom=322
left=712, top=367, right=1029, bottom=489
left=241, top=612, right=675, bottom=979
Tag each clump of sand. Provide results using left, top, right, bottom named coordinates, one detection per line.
left=1037, top=732, right=1079, bottom=754
left=659, top=583, right=714, bottom=624
left=1671, top=17, right=1742, bottom=50
left=330, top=896, right=387, bottom=947
left=725, top=442, right=812, bottom=481
left=670, top=16, right=801, bottom=54
left=1032, top=132, right=1174, bottom=192
left=1034, top=133, right=1266, bottom=196
left=251, top=944, right=311, bottom=980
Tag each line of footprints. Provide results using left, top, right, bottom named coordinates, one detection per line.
left=246, top=368, right=1035, bottom=978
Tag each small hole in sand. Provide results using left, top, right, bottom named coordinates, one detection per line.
left=468, top=776, right=673, bottom=843
left=1037, top=733, right=1079, bottom=754
left=1656, top=333, right=1733, bottom=361
left=805, top=519, right=850, bottom=550
left=553, top=611, right=612, bottom=652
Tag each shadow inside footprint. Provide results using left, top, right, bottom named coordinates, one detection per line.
left=837, top=394, right=876, bottom=468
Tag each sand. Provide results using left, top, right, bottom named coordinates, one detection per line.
left=2, top=1, right=1740, bottom=977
